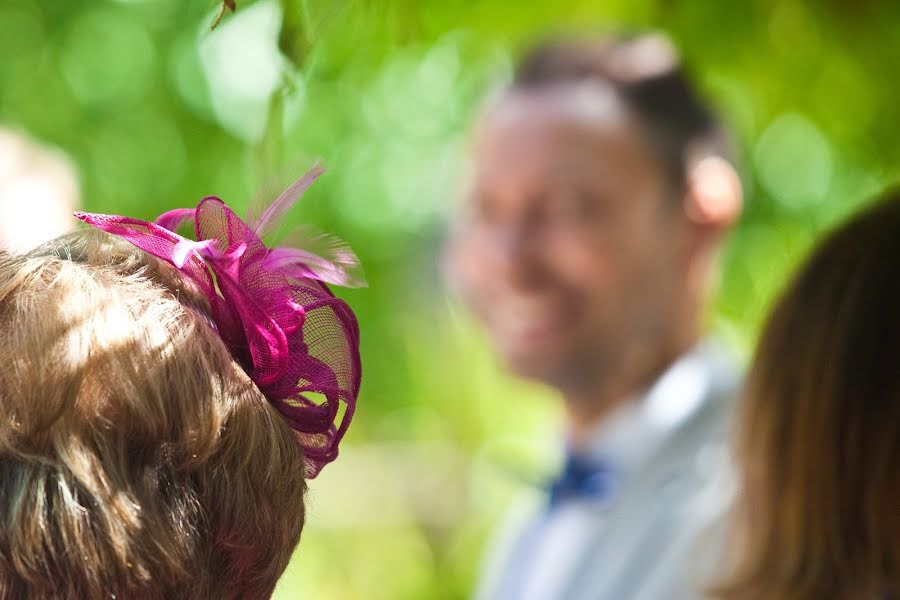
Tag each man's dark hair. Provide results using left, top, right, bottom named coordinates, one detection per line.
left=512, top=33, right=732, bottom=192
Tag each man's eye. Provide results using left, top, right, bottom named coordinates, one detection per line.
left=549, top=192, right=600, bottom=222
left=464, top=196, right=494, bottom=224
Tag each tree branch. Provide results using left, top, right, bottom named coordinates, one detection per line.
left=210, top=0, right=236, bottom=30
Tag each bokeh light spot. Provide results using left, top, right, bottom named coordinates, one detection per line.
left=59, top=9, right=156, bottom=107
left=754, top=113, right=832, bottom=209
left=198, top=0, right=285, bottom=143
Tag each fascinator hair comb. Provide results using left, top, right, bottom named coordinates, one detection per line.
left=75, top=164, right=362, bottom=478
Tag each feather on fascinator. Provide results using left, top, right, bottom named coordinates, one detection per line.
left=75, top=165, right=362, bottom=478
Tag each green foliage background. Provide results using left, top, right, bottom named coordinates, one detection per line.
left=1, top=0, right=898, bottom=597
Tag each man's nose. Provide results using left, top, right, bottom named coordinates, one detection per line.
left=487, top=222, right=547, bottom=288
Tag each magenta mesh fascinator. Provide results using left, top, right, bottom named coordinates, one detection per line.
left=75, top=166, right=362, bottom=478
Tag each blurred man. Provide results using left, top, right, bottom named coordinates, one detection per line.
left=448, top=33, right=743, bottom=600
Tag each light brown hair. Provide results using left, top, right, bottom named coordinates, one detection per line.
left=715, top=193, right=900, bottom=599
left=0, top=231, right=306, bottom=599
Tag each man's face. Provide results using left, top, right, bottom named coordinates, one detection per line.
left=450, top=87, right=690, bottom=391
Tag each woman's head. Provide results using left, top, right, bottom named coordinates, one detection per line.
left=719, top=192, right=900, bottom=599
left=0, top=231, right=306, bottom=599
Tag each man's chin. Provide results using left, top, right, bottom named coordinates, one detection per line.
left=501, top=350, right=571, bottom=387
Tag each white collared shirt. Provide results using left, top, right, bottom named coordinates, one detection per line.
left=482, top=340, right=736, bottom=600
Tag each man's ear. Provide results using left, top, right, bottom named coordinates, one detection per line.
left=684, top=156, right=742, bottom=230
left=680, top=156, right=742, bottom=304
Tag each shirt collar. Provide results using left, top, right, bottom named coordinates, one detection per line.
left=574, top=340, right=723, bottom=479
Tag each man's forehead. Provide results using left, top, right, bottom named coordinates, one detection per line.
left=470, top=85, right=646, bottom=182
left=479, top=82, right=630, bottom=135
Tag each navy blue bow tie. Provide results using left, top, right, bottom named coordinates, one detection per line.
left=547, top=452, right=618, bottom=509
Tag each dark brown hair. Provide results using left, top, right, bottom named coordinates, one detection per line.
left=512, top=32, right=731, bottom=192
left=715, top=192, right=900, bottom=599
left=0, top=231, right=306, bottom=599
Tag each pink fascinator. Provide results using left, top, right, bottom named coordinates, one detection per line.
left=75, top=165, right=362, bottom=478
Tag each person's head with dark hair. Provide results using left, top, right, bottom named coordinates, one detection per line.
left=512, top=33, right=734, bottom=192
left=715, top=192, right=900, bottom=600
left=449, top=32, right=742, bottom=437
